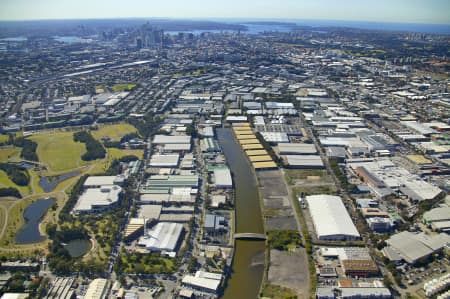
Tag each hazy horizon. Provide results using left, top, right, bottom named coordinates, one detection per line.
left=1, top=0, right=449, bottom=25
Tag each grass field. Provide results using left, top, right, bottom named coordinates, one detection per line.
left=86, top=148, right=143, bottom=175
left=0, top=135, right=9, bottom=144
left=30, top=131, right=88, bottom=174
left=0, top=171, right=31, bottom=196
left=261, top=284, right=298, bottom=299
left=111, top=83, right=137, bottom=92
left=293, top=184, right=337, bottom=196
left=108, top=148, right=144, bottom=160
left=285, top=169, right=328, bottom=180
left=0, top=147, right=21, bottom=162
left=91, top=123, right=138, bottom=142
left=0, top=206, right=6, bottom=238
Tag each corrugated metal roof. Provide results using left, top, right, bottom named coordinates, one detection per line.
left=239, top=138, right=260, bottom=145
left=252, top=161, right=277, bottom=169
left=235, top=134, right=256, bottom=140
left=248, top=155, right=273, bottom=162
left=242, top=144, right=264, bottom=150
left=306, top=195, right=360, bottom=240
left=245, top=149, right=268, bottom=156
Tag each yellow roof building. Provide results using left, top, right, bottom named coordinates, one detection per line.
left=252, top=161, right=278, bottom=169
left=245, top=150, right=268, bottom=156
left=242, top=144, right=264, bottom=150
left=239, top=139, right=260, bottom=145
left=249, top=155, right=273, bottom=162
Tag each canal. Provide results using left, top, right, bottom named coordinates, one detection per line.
left=217, top=128, right=265, bottom=299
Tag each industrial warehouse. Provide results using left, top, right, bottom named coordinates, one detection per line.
left=72, top=175, right=123, bottom=215
left=137, top=222, right=184, bottom=253
left=305, top=195, right=360, bottom=241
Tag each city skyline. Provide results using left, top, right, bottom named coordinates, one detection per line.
left=1, top=0, right=450, bottom=25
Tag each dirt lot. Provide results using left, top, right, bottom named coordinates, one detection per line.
left=266, top=216, right=298, bottom=230
left=268, top=248, right=310, bottom=299
left=263, top=196, right=290, bottom=209
left=258, top=170, right=289, bottom=197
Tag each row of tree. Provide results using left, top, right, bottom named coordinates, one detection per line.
left=13, top=137, right=38, bottom=161
left=0, top=187, right=21, bottom=198
left=105, top=155, right=139, bottom=176
left=73, top=131, right=106, bottom=161
left=59, top=174, right=88, bottom=222
left=127, top=113, right=161, bottom=138
left=0, top=163, right=29, bottom=186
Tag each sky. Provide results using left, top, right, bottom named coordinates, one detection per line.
left=0, top=0, right=449, bottom=24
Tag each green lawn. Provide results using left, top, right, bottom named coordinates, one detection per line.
left=30, top=132, right=88, bottom=174
left=0, top=134, right=9, bottom=144
left=91, top=123, right=138, bottom=142
left=0, top=147, right=21, bottom=162
left=111, top=83, right=137, bottom=92
left=108, top=148, right=144, bottom=160
left=261, top=284, right=297, bottom=299
left=0, top=170, right=31, bottom=196
left=118, top=253, right=176, bottom=274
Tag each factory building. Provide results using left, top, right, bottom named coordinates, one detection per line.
left=138, top=222, right=184, bottom=253
left=384, top=231, right=450, bottom=264
left=73, top=176, right=123, bottom=215
left=278, top=143, right=317, bottom=155
left=423, top=207, right=450, bottom=232
left=182, top=271, right=223, bottom=294
left=306, top=195, right=360, bottom=241
left=283, top=155, right=324, bottom=169
left=212, top=168, right=232, bottom=189
left=316, top=287, right=391, bottom=299
left=84, top=279, right=110, bottom=299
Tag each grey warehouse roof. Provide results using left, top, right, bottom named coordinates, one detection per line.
left=306, top=195, right=360, bottom=240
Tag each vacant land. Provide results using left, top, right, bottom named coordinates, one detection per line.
left=293, top=184, right=337, bottom=196
left=91, top=123, right=138, bottom=141
left=111, top=83, right=137, bottom=92
left=30, top=131, right=87, bottom=174
left=261, top=283, right=298, bottom=299
left=268, top=249, right=310, bottom=299
left=285, top=169, right=328, bottom=180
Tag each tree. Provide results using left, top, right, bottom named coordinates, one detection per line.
left=383, top=275, right=393, bottom=288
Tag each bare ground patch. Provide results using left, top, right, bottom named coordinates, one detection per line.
left=268, top=248, right=310, bottom=299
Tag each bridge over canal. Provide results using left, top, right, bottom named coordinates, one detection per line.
left=233, top=233, right=267, bottom=240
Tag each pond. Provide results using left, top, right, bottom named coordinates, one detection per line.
left=16, top=198, right=55, bottom=244
left=64, top=239, right=91, bottom=258
left=39, top=170, right=80, bottom=193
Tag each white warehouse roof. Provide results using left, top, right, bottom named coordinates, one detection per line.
left=306, top=195, right=360, bottom=241
left=278, top=143, right=317, bottom=155
left=182, top=270, right=222, bottom=293
left=153, top=135, right=191, bottom=144
left=73, top=185, right=122, bottom=214
left=149, top=154, right=180, bottom=168
left=284, top=155, right=324, bottom=168
left=84, top=176, right=118, bottom=187
left=138, top=222, right=183, bottom=252
left=213, top=168, right=233, bottom=188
